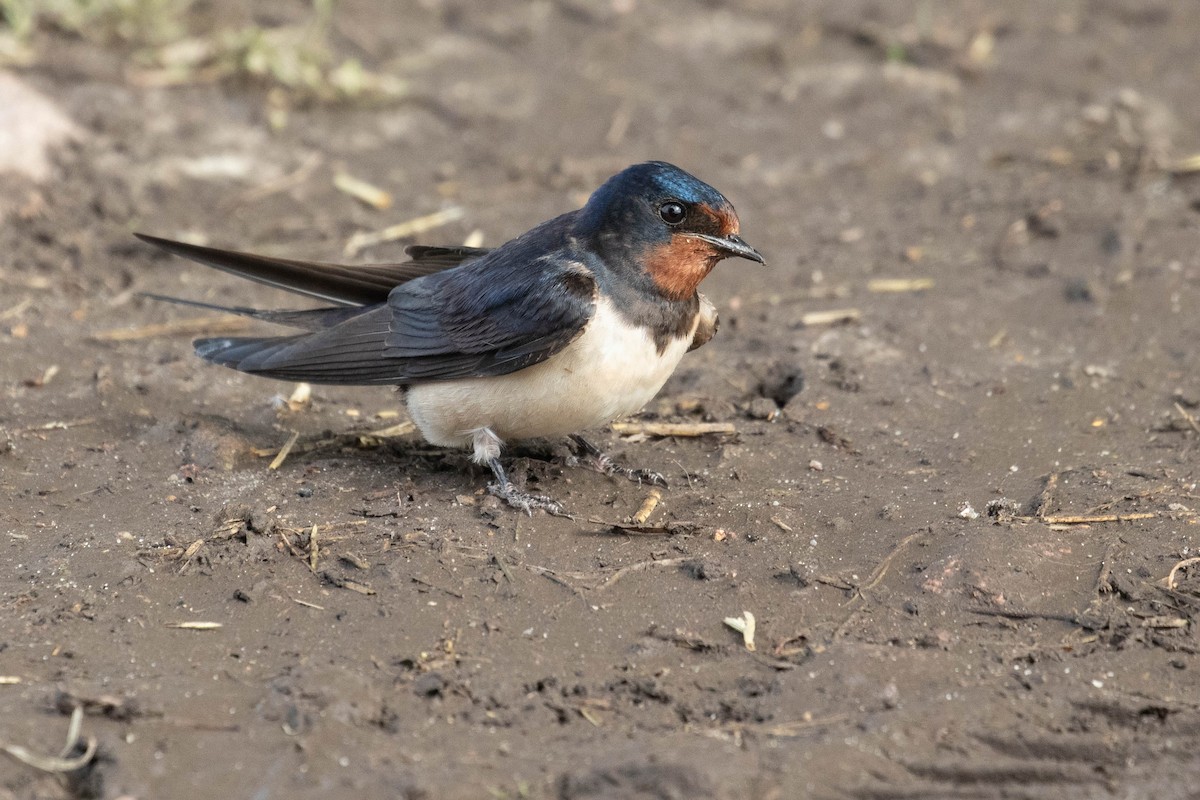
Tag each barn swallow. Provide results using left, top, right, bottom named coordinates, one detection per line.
left=138, top=161, right=763, bottom=513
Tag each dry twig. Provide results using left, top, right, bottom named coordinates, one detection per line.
left=597, top=557, right=687, bottom=590
left=268, top=430, right=301, bottom=471
left=333, top=172, right=392, bottom=209
left=610, top=421, right=735, bottom=438
left=1166, top=556, right=1200, bottom=591
left=343, top=207, right=465, bottom=257
left=1022, top=512, right=1159, bottom=525
left=706, top=713, right=848, bottom=743
left=1, top=706, right=96, bottom=774
left=800, top=308, right=861, bottom=327
left=629, top=487, right=662, bottom=525
left=1174, top=402, right=1200, bottom=435
left=308, top=524, right=320, bottom=573
left=867, top=277, right=934, bottom=293
left=831, top=531, right=926, bottom=640
left=1168, top=153, right=1200, bottom=174
left=1032, top=472, right=1059, bottom=518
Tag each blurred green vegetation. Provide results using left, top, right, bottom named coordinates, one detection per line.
left=0, top=0, right=405, bottom=116
left=1, top=0, right=187, bottom=45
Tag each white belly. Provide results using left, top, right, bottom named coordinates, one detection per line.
left=405, top=298, right=696, bottom=450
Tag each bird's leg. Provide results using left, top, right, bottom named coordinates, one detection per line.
left=568, top=434, right=667, bottom=487
left=485, top=456, right=565, bottom=516
left=472, top=427, right=565, bottom=515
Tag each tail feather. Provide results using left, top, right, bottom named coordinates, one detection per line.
left=141, top=293, right=365, bottom=331
left=136, top=233, right=503, bottom=386
left=136, top=233, right=488, bottom=306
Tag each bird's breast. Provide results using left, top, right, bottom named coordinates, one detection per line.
left=405, top=297, right=697, bottom=448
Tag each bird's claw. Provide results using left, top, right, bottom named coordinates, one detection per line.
left=568, top=434, right=668, bottom=488
left=628, top=468, right=668, bottom=487
left=487, top=481, right=565, bottom=516
left=597, top=460, right=667, bottom=487
left=483, top=456, right=565, bottom=514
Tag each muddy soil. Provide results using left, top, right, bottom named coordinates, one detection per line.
left=3, top=1, right=1200, bottom=798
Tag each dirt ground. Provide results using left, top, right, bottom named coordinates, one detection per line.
left=3, top=1, right=1200, bottom=797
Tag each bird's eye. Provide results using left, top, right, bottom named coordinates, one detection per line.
left=659, top=201, right=686, bottom=225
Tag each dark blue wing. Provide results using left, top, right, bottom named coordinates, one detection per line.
left=192, top=213, right=597, bottom=384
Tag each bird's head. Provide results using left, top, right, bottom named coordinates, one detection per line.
left=574, top=161, right=764, bottom=300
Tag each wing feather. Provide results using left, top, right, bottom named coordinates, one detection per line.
left=149, top=212, right=592, bottom=385
left=136, top=234, right=489, bottom=306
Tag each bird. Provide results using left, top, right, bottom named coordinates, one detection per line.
left=138, top=161, right=764, bottom=513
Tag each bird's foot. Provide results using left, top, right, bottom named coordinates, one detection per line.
left=568, top=434, right=668, bottom=487
left=487, top=480, right=565, bottom=516
left=486, top=457, right=565, bottom=516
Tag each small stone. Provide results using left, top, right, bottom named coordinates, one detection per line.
left=984, top=498, right=1019, bottom=519
left=745, top=397, right=780, bottom=421
left=413, top=672, right=445, bottom=698
left=1063, top=278, right=1094, bottom=303
left=0, top=73, right=81, bottom=182
left=681, top=558, right=724, bottom=581
left=180, top=417, right=258, bottom=471
left=248, top=509, right=276, bottom=536
left=881, top=682, right=900, bottom=709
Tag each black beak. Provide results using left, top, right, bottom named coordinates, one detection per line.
left=692, top=232, right=766, bottom=265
